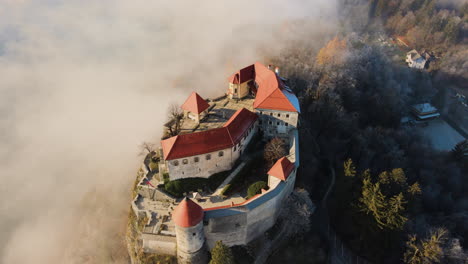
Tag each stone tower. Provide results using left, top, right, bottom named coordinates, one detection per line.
left=173, top=197, right=208, bottom=264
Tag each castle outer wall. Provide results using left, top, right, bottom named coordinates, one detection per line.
left=202, top=130, right=299, bottom=249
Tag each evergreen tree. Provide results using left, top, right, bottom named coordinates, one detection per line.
left=209, top=241, right=235, bottom=264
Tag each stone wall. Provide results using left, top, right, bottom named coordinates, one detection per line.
left=176, top=221, right=208, bottom=264
left=142, top=233, right=177, bottom=256
left=256, top=109, right=298, bottom=138
left=166, top=122, right=258, bottom=181
left=203, top=170, right=296, bottom=249
left=202, top=129, right=299, bottom=249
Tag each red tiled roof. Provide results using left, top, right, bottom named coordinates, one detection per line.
left=251, top=62, right=298, bottom=112
left=181, top=92, right=210, bottom=114
left=223, top=108, right=258, bottom=143
left=161, top=108, right=258, bottom=160
left=228, top=62, right=299, bottom=112
left=268, top=157, right=295, bottom=181
left=173, top=197, right=204, bottom=227
left=227, top=64, right=255, bottom=84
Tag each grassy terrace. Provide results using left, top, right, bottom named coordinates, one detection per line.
left=161, top=170, right=232, bottom=198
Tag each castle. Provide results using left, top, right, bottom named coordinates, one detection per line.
left=130, top=62, right=300, bottom=264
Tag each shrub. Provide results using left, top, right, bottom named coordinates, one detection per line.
left=164, top=177, right=208, bottom=197
left=247, top=181, right=268, bottom=199
left=162, top=173, right=170, bottom=184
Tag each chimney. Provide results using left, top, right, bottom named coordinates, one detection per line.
left=274, top=67, right=280, bottom=75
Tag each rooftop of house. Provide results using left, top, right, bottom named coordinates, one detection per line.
left=412, top=103, right=439, bottom=115
left=181, top=92, right=210, bottom=114
left=229, top=62, right=301, bottom=113
left=178, top=96, right=255, bottom=135
left=162, top=107, right=258, bottom=160
left=268, top=157, right=295, bottom=181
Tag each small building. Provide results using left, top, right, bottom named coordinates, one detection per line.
left=161, top=108, right=259, bottom=181
left=181, top=92, right=210, bottom=123
left=227, top=62, right=301, bottom=138
left=411, top=103, right=440, bottom=120
left=267, top=157, right=295, bottom=188
left=406, top=49, right=427, bottom=69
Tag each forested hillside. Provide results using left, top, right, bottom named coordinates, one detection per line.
left=268, top=1, right=467, bottom=262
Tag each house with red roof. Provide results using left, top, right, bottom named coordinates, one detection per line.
left=181, top=92, right=210, bottom=123
left=267, top=157, right=296, bottom=188
left=228, top=62, right=300, bottom=138
left=161, top=108, right=258, bottom=180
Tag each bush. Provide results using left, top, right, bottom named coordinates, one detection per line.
left=247, top=181, right=268, bottom=199
left=164, top=178, right=206, bottom=197
left=162, top=173, right=170, bottom=184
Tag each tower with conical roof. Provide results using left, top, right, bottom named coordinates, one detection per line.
left=173, top=197, right=207, bottom=264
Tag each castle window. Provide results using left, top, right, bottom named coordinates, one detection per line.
left=286, top=114, right=290, bottom=118
left=234, top=88, right=238, bottom=93
left=277, top=122, right=280, bottom=125
left=269, top=113, right=273, bottom=116
left=182, top=159, right=188, bottom=164
left=218, top=151, right=224, bottom=157
left=260, top=111, right=263, bottom=115
left=194, top=157, right=199, bottom=163
left=172, top=160, right=179, bottom=166
left=277, top=113, right=281, bottom=117
left=268, top=121, right=272, bottom=125
left=192, top=233, right=196, bottom=236
left=233, top=146, right=237, bottom=151
left=206, top=154, right=211, bottom=160
left=285, top=123, right=289, bottom=127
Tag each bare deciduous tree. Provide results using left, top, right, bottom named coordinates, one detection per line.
left=138, top=142, right=155, bottom=156
left=165, top=103, right=184, bottom=137
left=264, top=137, right=287, bottom=168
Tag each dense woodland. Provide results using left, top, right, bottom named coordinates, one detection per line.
left=269, top=1, right=467, bottom=263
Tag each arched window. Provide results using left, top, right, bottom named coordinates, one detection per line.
left=218, top=151, right=224, bottom=157
left=194, top=157, right=199, bottom=163
left=173, top=160, right=179, bottom=166
left=182, top=159, right=188, bottom=164
left=206, top=154, right=211, bottom=160
left=277, top=113, right=281, bottom=117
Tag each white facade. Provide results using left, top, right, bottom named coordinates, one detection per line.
left=166, top=122, right=258, bottom=181
left=406, top=51, right=426, bottom=69
left=255, top=108, right=298, bottom=138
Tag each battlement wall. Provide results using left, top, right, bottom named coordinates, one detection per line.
left=202, top=130, right=299, bottom=249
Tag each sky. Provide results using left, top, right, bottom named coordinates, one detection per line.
left=0, top=0, right=338, bottom=263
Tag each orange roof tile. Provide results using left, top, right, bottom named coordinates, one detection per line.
left=228, top=62, right=299, bottom=112
left=181, top=92, right=210, bottom=114
left=268, top=157, right=295, bottom=181
left=173, top=197, right=204, bottom=227
left=161, top=108, right=258, bottom=160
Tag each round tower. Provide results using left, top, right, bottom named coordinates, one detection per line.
left=173, top=197, right=207, bottom=264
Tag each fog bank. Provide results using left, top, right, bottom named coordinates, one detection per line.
left=0, top=0, right=338, bottom=263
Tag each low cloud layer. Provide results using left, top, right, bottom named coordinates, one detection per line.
left=0, top=0, right=337, bottom=263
